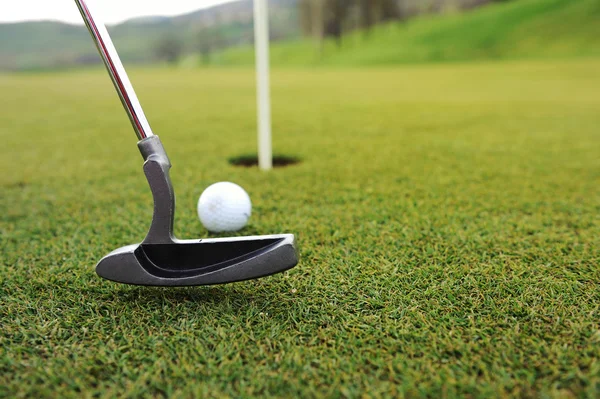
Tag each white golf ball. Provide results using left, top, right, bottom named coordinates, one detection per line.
left=197, top=182, right=252, bottom=233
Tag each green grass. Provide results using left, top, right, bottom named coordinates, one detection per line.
left=1, top=58, right=600, bottom=397
left=215, top=0, right=600, bottom=66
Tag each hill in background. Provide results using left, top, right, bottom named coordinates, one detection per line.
left=0, top=0, right=299, bottom=71
left=215, top=0, right=600, bottom=66
left=0, top=0, right=598, bottom=71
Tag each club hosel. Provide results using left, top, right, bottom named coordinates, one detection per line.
left=138, top=135, right=171, bottom=167
left=137, top=135, right=176, bottom=245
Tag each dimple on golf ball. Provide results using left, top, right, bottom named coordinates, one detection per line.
left=197, top=182, right=252, bottom=233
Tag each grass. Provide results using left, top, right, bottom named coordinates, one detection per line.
left=214, top=0, right=600, bottom=66
left=1, top=58, right=600, bottom=397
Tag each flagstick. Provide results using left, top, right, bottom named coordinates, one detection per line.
left=253, top=0, right=273, bottom=171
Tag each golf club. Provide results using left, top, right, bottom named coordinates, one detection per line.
left=74, top=0, right=298, bottom=286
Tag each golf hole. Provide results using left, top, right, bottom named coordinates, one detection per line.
left=229, top=154, right=301, bottom=168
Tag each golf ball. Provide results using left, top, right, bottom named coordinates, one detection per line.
left=197, top=182, right=252, bottom=233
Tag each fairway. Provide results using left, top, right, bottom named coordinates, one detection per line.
left=1, top=59, right=599, bottom=397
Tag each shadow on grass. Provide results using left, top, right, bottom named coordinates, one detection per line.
left=118, top=286, right=255, bottom=304
left=80, top=284, right=287, bottom=313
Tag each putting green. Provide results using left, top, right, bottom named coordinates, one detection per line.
left=1, top=59, right=599, bottom=397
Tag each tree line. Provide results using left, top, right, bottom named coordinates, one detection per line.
left=299, top=0, right=505, bottom=47
left=154, top=0, right=509, bottom=64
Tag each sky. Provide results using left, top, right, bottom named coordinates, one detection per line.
left=0, top=0, right=235, bottom=25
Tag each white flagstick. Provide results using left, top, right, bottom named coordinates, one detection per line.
left=253, top=0, right=273, bottom=171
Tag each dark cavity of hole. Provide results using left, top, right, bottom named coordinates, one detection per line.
left=229, top=154, right=301, bottom=168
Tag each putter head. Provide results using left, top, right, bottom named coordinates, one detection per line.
left=96, top=235, right=297, bottom=286
left=96, top=136, right=298, bottom=286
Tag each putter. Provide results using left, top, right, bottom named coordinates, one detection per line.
left=74, top=0, right=298, bottom=286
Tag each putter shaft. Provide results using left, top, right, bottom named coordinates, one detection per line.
left=74, top=0, right=153, bottom=140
